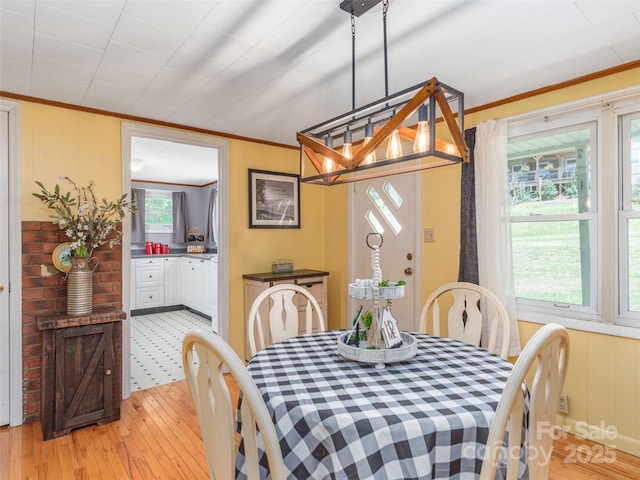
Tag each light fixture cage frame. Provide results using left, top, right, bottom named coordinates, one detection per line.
left=298, top=77, right=469, bottom=186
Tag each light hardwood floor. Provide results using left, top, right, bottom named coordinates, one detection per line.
left=1, top=378, right=639, bottom=479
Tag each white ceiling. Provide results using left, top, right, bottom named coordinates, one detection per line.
left=130, top=136, right=218, bottom=185
left=1, top=0, right=639, bottom=184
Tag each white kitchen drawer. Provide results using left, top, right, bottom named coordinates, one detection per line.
left=135, top=287, right=164, bottom=308
left=135, top=257, right=164, bottom=267
left=136, top=265, right=164, bottom=287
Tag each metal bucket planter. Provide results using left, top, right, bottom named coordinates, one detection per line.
left=66, top=256, right=99, bottom=316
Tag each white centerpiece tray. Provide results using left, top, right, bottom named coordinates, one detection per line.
left=337, top=331, right=418, bottom=369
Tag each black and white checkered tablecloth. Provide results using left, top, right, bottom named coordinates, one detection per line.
left=235, top=331, right=520, bottom=480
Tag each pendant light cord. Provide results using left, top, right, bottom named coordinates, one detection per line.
left=382, top=0, right=389, bottom=97
left=351, top=14, right=356, bottom=111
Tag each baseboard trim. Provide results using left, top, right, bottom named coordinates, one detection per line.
left=556, top=415, right=640, bottom=457
left=131, top=304, right=212, bottom=320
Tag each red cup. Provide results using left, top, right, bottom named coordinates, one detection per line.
left=153, top=243, right=161, bottom=255
left=145, top=242, right=152, bottom=255
left=162, top=244, right=169, bottom=254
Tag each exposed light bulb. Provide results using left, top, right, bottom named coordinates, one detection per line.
left=386, top=131, right=403, bottom=160
left=323, top=135, right=337, bottom=173
left=413, top=104, right=430, bottom=153
left=362, top=119, right=376, bottom=165
left=341, top=128, right=353, bottom=163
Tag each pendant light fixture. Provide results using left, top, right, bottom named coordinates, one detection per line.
left=297, top=0, right=469, bottom=186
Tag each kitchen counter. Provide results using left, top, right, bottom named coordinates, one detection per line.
left=131, top=252, right=217, bottom=260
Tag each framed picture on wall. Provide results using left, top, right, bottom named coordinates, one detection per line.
left=248, top=169, right=300, bottom=228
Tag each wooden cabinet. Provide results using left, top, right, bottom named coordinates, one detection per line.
left=37, top=308, right=125, bottom=440
left=243, top=269, right=328, bottom=360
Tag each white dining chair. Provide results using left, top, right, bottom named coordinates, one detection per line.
left=419, top=281, right=511, bottom=359
left=247, top=283, right=326, bottom=357
left=479, top=323, right=570, bottom=480
left=182, top=329, right=286, bottom=480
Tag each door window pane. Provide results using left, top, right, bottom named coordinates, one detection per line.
left=383, top=181, right=403, bottom=208
left=365, top=210, right=385, bottom=235
left=367, top=186, right=402, bottom=235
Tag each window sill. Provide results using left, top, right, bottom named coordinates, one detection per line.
left=518, top=310, right=640, bottom=340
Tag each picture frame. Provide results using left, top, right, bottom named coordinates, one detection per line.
left=248, top=169, right=300, bottom=228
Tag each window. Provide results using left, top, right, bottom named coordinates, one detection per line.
left=620, top=113, right=640, bottom=318
left=144, top=190, right=173, bottom=233
left=507, top=94, right=640, bottom=332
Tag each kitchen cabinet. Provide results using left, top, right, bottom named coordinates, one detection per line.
left=182, top=257, right=202, bottom=312
left=38, top=308, right=125, bottom=440
left=243, top=269, right=328, bottom=360
left=163, top=257, right=180, bottom=306
left=131, top=255, right=217, bottom=318
left=134, top=257, right=164, bottom=309
left=183, top=257, right=215, bottom=316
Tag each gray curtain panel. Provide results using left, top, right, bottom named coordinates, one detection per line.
left=172, top=191, right=189, bottom=243
left=458, top=127, right=479, bottom=284
left=206, top=187, right=217, bottom=246
left=131, top=188, right=146, bottom=244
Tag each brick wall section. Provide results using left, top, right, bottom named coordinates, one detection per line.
left=21, top=221, right=123, bottom=423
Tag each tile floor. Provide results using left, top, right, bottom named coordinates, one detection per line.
left=130, top=309, right=212, bottom=392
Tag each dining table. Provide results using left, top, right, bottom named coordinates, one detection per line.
left=235, top=330, right=526, bottom=480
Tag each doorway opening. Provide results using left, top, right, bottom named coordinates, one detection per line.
left=121, top=122, right=229, bottom=398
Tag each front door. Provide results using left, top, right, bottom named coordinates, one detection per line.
left=349, top=173, right=421, bottom=332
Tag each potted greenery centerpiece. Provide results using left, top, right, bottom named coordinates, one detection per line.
left=33, top=177, right=136, bottom=315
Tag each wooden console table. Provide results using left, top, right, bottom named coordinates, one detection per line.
left=37, top=307, right=125, bottom=440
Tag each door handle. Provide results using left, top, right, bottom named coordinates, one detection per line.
left=0, top=282, right=3, bottom=293
left=404, top=267, right=413, bottom=275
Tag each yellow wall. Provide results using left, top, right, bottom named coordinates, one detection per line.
left=9, top=64, right=640, bottom=455
left=225, top=139, right=325, bottom=352
left=21, top=103, right=124, bottom=215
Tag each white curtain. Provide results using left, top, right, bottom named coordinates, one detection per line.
left=475, top=120, right=521, bottom=357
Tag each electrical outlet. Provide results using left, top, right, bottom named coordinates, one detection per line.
left=423, top=228, right=435, bottom=243
left=558, top=393, right=568, bottom=414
